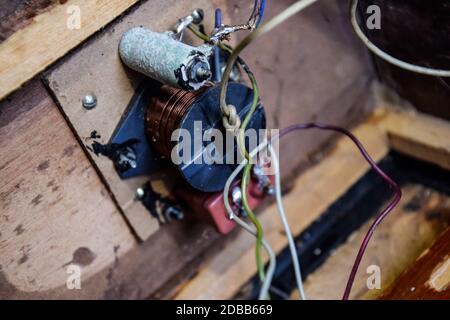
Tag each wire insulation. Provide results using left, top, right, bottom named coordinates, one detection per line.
left=209, top=0, right=266, bottom=42
left=223, top=140, right=276, bottom=300
left=213, top=9, right=223, bottom=82
left=190, top=1, right=404, bottom=300
left=241, top=163, right=265, bottom=282
left=269, top=144, right=307, bottom=300
left=238, top=72, right=266, bottom=283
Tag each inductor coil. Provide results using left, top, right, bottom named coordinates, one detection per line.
left=145, top=83, right=266, bottom=193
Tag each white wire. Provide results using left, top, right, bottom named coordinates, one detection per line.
left=268, top=145, right=307, bottom=300
left=351, top=0, right=450, bottom=77
left=223, top=140, right=276, bottom=300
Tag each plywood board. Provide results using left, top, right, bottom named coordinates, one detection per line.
left=0, top=79, right=227, bottom=299
left=377, top=109, right=450, bottom=171
left=45, top=0, right=220, bottom=240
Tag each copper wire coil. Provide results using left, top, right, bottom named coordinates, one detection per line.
left=146, top=85, right=205, bottom=157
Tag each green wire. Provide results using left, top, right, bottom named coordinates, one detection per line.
left=238, top=73, right=265, bottom=282
left=241, top=162, right=265, bottom=281
left=188, top=25, right=266, bottom=284
left=187, top=25, right=210, bottom=42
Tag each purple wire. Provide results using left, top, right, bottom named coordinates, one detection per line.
left=277, top=123, right=402, bottom=300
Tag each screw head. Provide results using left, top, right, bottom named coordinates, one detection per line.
left=231, top=186, right=242, bottom=205
left=192, top=9, right=204, bottom=24
left=82, top=94, right=97, bottom=109
left=195, top=66, right=211, bottom=81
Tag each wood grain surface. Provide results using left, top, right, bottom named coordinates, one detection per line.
left=296, top=184, right=450, bottom=300
left=380, top=227, right=450, bottom=300
left=0, top=0, right=140, bottom=100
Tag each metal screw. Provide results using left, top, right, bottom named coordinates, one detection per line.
left=231, top=186, right=242, bottom=205
left=252, top=165, right=275, bottom=196
left=136, top=187, right=145, bottom=200
left=191, top=8, right=204, bottom=24
left=252, top=165, right=265, bottom=178
left=117, top=146, right=137, bottom=171
left=264, top=185, right=275, bottom=196
left=195, top=67, right=211, bottom=81
left=164, top=206, right=184, bottom=221
left=82, top=94, right=97, bottom=109
left=231, top=186, right=248, bottom=217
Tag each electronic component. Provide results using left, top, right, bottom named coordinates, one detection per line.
left=105, top=10, right=269, bottom=232
left=106, top=80, right=266, bottom=192
left=146, top=83, right=266, bottom=193
left=175, top=170, right=273, bottom=235
left=119, top=27, right=213, bottom=91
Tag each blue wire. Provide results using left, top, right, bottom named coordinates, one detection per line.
left=256, top=0, right=266, bottom=27
left=214, top=8, right=223, bottom=82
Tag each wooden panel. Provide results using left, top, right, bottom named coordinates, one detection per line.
left=0, top=0, right=139, bottom=100
left=174, top=117, right=389, bottom=299
left=45, top=0, right=220, bottom=240
left=0, top=80, right=136, bottom=298
left=0, top=0, right=60, bottom=42
left=294, top=184, right=450, bottom=300
left=380, top=227, right=450, bottom=300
